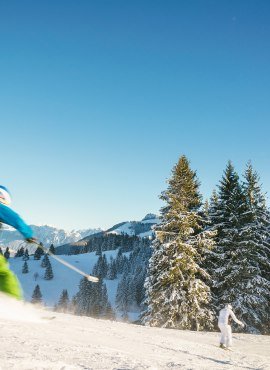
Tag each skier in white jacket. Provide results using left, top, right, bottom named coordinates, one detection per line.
left=218, top=304, right=244, bottom=349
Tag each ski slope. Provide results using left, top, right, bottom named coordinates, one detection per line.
left=0, top=296, right=269, bottom=370
left=9, top=251, right=119, bottom=307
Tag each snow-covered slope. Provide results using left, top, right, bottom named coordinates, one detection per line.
left=0, top=225, right=102, bottom=253
left=0, top=299, right=269, bottom=370
left=9, top=251, right=120, bottom=309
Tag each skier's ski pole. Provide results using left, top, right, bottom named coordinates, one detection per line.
left=31, top=241, right=99, bottom=283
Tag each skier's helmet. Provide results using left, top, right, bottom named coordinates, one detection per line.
left=0, top=186, right=12, bottom=205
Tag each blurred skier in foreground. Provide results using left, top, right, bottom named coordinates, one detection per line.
left=218, top=304, right=244, bottom=349
left=0, top=185, right=36, bottom=299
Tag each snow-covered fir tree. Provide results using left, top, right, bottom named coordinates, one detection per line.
left=129, top=238, right=152, bottom=308
left=115, top=251, right=129, bottom=274
left=208, top=162, right=246, bottom=312
left=143, top=155, right=214, bottom=330
left=92, top=254, right=108, bottom=278
left=207, top=161, right=270, bottom=333
left=44, top=258, right=54, bottom=280
left=90, top=280, right=104, bottom=317
left=74, top=277, right=92, bottom=315
left=200, top=193, right=219, bottom=311
left=240, top=162, right=270, bottom=333
left=41, top=254, right=49, bottom=268
left=49, top=244, right=55, bottom=254
left=107, top=257, right=117, bottom=280
left=74, top=277, right=111, bottom=318
left=23, top=248, right=29, bottom=261
left=96, top=244, right=102, bottom=256
left=133, top=267, right=147, bottom=308
left=22, top=261, right=29, bottom=274
left=31, top=284, right=42, bottom=304
left=100, top=283, right=115, bottom=318
left=15, top=247, right=24, bottom=257
left=116, top=274, right=136, bottom=317
left=108, top=238, right=152, bottom=318
left=56, top=289, right=70, bottom=312
left=34, top=244, right=44, bottom=260
left=115, top=274, right=128, bottom=317
left=233, top=163, right=270, bottom=333
left=4, top=247, right=10, bottom=259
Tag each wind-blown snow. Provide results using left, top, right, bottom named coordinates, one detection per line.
left=0, top=294, right=42, bottom=323
left=0, top=296, right=269, bottom=370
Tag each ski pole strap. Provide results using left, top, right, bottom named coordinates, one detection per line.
left=32, top=241, right=99, bottom=283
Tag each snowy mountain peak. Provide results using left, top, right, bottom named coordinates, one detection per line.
left=0, top=225, right=102, bottom=254
left=107, top=214, right=160, bottom=238
left=141, top=213, right=159, bottom=222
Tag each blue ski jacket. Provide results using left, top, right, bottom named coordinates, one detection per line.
left=0, top=203, right=33, bottom=239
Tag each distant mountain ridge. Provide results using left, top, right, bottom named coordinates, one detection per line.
left=0, top=225, right=102, bottom=254
left=0, top=214, right=160, bottom=254
left=56, top=214, right=160, bottom=255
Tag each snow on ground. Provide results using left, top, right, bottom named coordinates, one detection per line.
left=9, top=251, right=119, bottom=307
left=108, top=222, right=136, bottom=236
left=8, top=250, right=141, bottom=321
left=0, top=295, right=269, bottom=370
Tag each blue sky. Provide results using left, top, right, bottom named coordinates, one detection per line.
left=1, top=0, right=270, bottom=230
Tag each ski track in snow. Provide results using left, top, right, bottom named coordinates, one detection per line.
left=0, top=297, right=269, bottom=370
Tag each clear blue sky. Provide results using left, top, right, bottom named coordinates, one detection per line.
left=1, top=0, right=270, bottom=230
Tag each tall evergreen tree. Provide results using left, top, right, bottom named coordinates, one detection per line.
left=91, top=279, right=106, bottom=317
left=75, top=277, right=110, bottom=318
left=23, top=248, right=29, bottom=261
left=22, top=261, right=29, bottom=274
left=49, top=244, right=56, bottom=254
left=101, top=284, right=114, bottom=318
left=236, top=163, right=270, bottom=333
left=134, top=268, right=147, bottom=307
left=75, top=277, right=93, bottom=315
left=96, top=244, right=102, bottom=256
left=102, top=254, right=108, bottom=276
left=0, top=247, right=2, bottom=255
left=92, top=254, right=108, bottom=278
left=107, top=257, right=117, bottom=280
left=44, top=259, right=54, bottom=280
left=31, top=284, right=42, bottom=304
left=115, top=252, right=128, bottom=274
left=15, top=247, right=24, bottom=258
left=208, top=162, right=245, bottom=309
left=41, top=254, right=49, bottom=268
left=208, top=162, right=270, bottom=333
left=57, top=289, right=69, bottom=312
left=4, top=247, right=10, bottom=259
left=143, top=155, right=214, bottom=330
left=116, top=274, right=130, bottom=316
left=34, top=244, right=44, bottom=260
